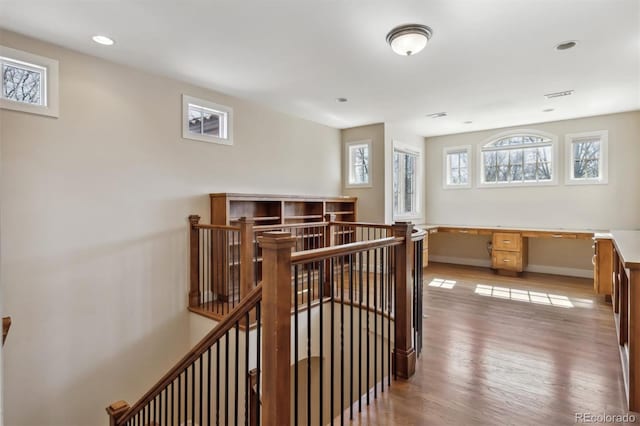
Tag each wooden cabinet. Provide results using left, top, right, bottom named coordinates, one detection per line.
left=594, top=238, right=613, bottom=296
left=492, top=232, right=527, bottom=274
left=210, top=193, right=357, bottom=225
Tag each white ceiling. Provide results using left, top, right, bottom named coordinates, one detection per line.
left=1, top=0, right=638, bottom=137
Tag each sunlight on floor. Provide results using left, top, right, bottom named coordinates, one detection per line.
left=474, top=284, right=579, bottom=308
left=429, top=278, right=457, bottom=289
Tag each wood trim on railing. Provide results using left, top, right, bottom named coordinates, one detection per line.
left=411, top=228, right=427, bottom=242
left=253, top=221, right=328, bottom=231
left=2, top=316, right=11, bottom=345
left=330, top=220, right=394, bottom=230
left=111, top=284, right=264, bottom=426
left=193, top=223, right=241, bottom=231
left=290, top=237, right=402, bottom=264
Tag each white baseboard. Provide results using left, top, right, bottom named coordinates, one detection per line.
left=428, top=255, right=593, bottom=279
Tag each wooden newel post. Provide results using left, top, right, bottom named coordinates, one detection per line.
left=106, top=400, right=130, bottom=426
left=259, top=231, right=296, bottom=426
left=189, top=215, right=201, bottom=308
left=392, top=221, right=416, bottom=379
left=238, top=217, right=256, bottom=300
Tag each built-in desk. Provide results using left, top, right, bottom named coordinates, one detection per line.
left=417, top=224, right=604, bottom=286
left=611, top=230, right=640, bottom=411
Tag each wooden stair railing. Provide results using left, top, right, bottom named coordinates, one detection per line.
left=107, top=284, right=264, bottom=426
left=2, top=316, right=11, bottom=345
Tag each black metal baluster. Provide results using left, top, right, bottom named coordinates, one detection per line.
left=171, top=380, right=174, bottom=426
left=178, top=374, right=182, bottom=425
left=366, top=246, right=370, bottom=405
left=319, top=261, right=324, bottom=426
left=294, top=264, right=299, bottom=424
left=235, top=321, right=240, bottom=425
left=388, top=246, right=392, bottom=387
left=358, top=251, right=363, bottom=412
left=199, top=353, right=204, bottom=426
left=216, top=343, right=220, bottom=426
left=208, top=347, right=212, bottom=426
left=340, top=254, right=345, bottom=425
left=381, top=247, right=385, bottom=392
left=244, top=313, right=250, bottom=426
left=373, top=248, right=378, bottom=398
left=307, top=262, right=312, bottom=426
left=349, top=253, right=354, bottom=420
left=159, top=391, right=162, bottom=426
left=191, top=361, right=195, bottom=425
left=330, top=256, right=335, bottom=422
left=256, top=303, right=262, bottom=426
left=225, top=331, right=229, bottom=426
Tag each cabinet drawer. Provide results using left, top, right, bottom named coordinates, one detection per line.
left=493, top=250, right=521, bottom=271
left=493, top=233, right=522, bottom=252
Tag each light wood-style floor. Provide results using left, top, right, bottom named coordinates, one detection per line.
left=349, top=262, right=631, bottom=425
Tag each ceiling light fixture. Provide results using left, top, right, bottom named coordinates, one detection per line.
left=555, top=41, right=577, bottom=51
left=545, top=90, right=574, bottom=99
left=386, top=24, right=433, bottom=56
left=92, top=35, right=115, bottom=46
left=426, top=112, right=447, bottom=118
left=336, top=97, right=348, bottom=103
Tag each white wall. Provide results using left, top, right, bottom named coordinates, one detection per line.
left=0, top=29, right=341, bottom=426
left=341, top=124, right=385, bottom=223
left=424, top=111, right=640, bottom=275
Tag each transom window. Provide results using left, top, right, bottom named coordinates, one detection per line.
left=182, top=94, right=233, bottom=145
left=393, top=147, right=419, bottom=217
left=480, top=132, right=556, bottom=186
left=345, top=140, right=371, bottom=187
left=0, top=45, right=59, bottom=117
left=443, top=145, right=471, bottom=188
left=565, top=130, right=608, bottom=185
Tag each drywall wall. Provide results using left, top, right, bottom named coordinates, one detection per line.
left=385, top=122, right=426, bottom=224
left=425, top=111, right=640, bottom=276
left=0, top=29, right=341, bottom=426
left=341, top=124, right=385, bottom=223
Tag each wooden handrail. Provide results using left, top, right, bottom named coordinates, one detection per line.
left=330, top=220, right=394, bottom=230
left=253, top=221, right=328, bottom=231
left=193, top=223, right=240, bottom=231
left=2, top=316, right=11, bottom=345
left=112, top=284, right=263, bottom=425
left=289, top=236, right=402, bottom=264
left=411, top=228, right=427, bottom=241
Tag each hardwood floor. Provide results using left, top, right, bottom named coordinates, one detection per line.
left=348, top=262, right=631, bottom=425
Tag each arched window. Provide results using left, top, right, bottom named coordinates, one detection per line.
left=480, top=130, right=557, bottom=186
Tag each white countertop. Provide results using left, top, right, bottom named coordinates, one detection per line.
left=611, top=230, right=640, bottom=269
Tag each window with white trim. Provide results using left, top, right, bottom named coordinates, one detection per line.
left=566, top=130, right=608, bottom=184
left=479, top=131, right=557, bottom=186
left=182, top=94, right=233, bottom=145
left=393, top=147, right=419, bottom=217
left=443, top=145, right=471, bottom=188
left=0, top=45, right=59, bottom=117
left=345, top=140, right=371, bottom=187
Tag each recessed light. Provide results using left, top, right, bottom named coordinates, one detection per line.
left=336, top=97, right=348, bottom=103
left=542, top=108, right=555, bottom=112
left=545, top=90, right=574, bottom=99
left=426, top=112, right=447, bottom=118
left=463, top=121, right=473, bottom=124
left=92, top=35, right=115, bottom=46
left=555, top=41, right=577, bottom=51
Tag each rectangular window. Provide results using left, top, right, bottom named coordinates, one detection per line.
left=345, top=140, right=371, bottom=187
left=0, top=45, right=59, bottom=117
left=182, top=94, right=233, bottom=145
left=393, top=148, right=419, bottom=218
left=566, top=130, right=608, bottom=184
left=443, top=145, right=471, bottom=188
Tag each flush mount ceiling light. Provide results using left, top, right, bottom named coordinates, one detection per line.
left=386, top=24, right=433, bottom=56
left=426, top=112, right=447, bottom=118
left=555, top=40, right=577, bottom=51
left=545, top=90, right=574, bottom=99
left=92, top=35, right=115, bottom=46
